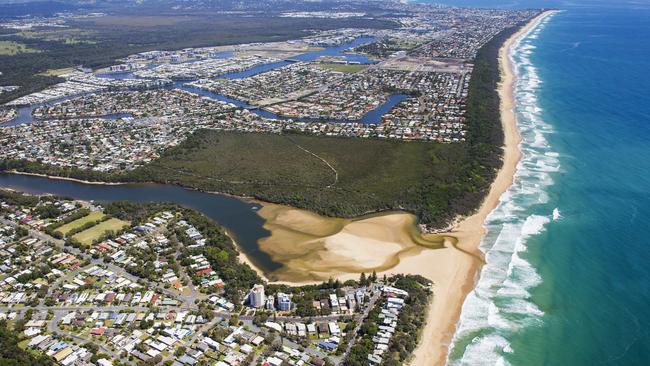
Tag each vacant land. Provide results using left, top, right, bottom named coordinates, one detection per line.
left=127, top=130, right=489, bottom=227
left=56, top=211, right=106, bottom=236
left=17, top=29, right=98, bottom=45
left=39, top=67, right=76, bottom=77
left=0, top=24, right=508, bottom=230
left=72, top=218, right=129, bottom=245
left=317, top=63, right=368, bottom=73
left=0, top=41, right=39, bottom=56
left=0, top=14, right=395, bottom=104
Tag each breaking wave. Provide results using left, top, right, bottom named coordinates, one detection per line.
left=447, top=13, right=559, bottom=366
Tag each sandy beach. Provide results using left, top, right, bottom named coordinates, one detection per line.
left=398, top=11, right=560, bottom=365
left=405, top=11, right=557, bottom=365
left=255, top=204, right=448, bottom=282
left=248, top=10, right=556, bottom=366
left=8, top=170, right=128, bottom=186
left=0, top=8, right=552, bottom=366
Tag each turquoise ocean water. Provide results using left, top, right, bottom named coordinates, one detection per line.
left=420, top=0, right=650, bottom=364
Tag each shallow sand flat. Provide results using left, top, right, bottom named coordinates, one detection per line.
left=322, top=232, right=405, bottom=269
left=262, top=204, right=347, bottom=237
left=256, top=204, right=445, bottom=282
left=242, top=10, right=555, bottom=365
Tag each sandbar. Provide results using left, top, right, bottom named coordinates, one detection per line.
left=244, top=9, right=556, bottom=366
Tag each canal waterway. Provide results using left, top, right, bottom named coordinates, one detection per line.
left=178, top=83, right=409, bottom=125
left=5, top=37, right=407, bottom=127
left=0, top=37, right=407, bottom=275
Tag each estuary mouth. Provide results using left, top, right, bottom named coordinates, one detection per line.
left=255, top=203, right=449, bottom=282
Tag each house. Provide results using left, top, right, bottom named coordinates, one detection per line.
left=240, top=344, right=253, bottom=354
left=310, top=358, right=325, bottom=366
left=90, top=327, right=106, bottom=336
left=315, top=322, right=327, bottom=336
left=316, top=341, right=337, bottom=351
left=53, top=347, right=73, bottom=362
left=266, top=356, right=283, bottom=366
left=264, top=321, right=282, bottom=333
left=328, top=322, right=340, bottom=335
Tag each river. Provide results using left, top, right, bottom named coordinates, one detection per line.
left=0, top=173, right=286, bottom=274
left=0, top=36, right=408, bottom=278
left=5, top=37, right=406, bottom=126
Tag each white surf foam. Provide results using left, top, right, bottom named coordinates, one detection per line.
left=552, top=208, right=562, bottom=221
left=448, top=14, right=560, bottom=366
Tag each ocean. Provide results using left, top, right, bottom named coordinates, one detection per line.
left=424, top=0, right=650, bottom=365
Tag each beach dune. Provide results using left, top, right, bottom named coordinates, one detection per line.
left=244, top=10, right=556, bottom=366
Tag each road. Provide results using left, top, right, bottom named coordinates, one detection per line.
left=341, top=286, right=382, bottom=360
left=1, top=217, right=199, bottom=308
left=2, top=216, right=382, bottom=366
left=48, top=310, right=133, bottom=365
left=172, top=245, right=207, bottom=307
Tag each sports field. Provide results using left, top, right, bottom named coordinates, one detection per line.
left=72, top=218, right=130, bottom=245
left=317, top=63, right=367, bottom=73
left=56, top=211, right=105, bottom=236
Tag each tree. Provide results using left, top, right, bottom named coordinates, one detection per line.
left=15, top=226, right=28, bottom=238
left=229, top=314, right=239, bottom=327
left=0, top=321, right=53, bottom=365
left=144, top=355, right=163, bottom=365
left=174, top=346, right=186, bottom=357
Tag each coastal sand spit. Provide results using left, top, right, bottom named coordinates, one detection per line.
left=246, top=10, right=556, bottom=366
left=393, top=11, right=554, bottom=365
left=255, top=204, right=446, bottom=282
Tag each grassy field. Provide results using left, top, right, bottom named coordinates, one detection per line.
left=55, top=211, right=105, bottom=236
left=0, top=41, right=39, bottom=56
left=0, top=14, right=395, bottom=104
left=38, top=67, right=76, bottom=77
left=318, top=63, right=368, bottom=73
left=72, top=218, right=130, bottom=245
left=130, top=130, right=487, bottom=227
left=17, top=29, right=98, bottom=45
left=0, top=24, right=512, bottom=229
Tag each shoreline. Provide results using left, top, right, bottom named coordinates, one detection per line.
left=7, top=170, right=129, bottom=186
left=0, top=11, right=556, bottom=365
left=253, top=203, right=449, bottom=283
left=224, top=230, right=273, bottom=284
left=407, top=10, right=556, bottom=366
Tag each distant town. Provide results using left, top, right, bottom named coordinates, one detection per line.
left=0, top=6, right=536, bottom=173
left=0, top=2, right=540, bottom=366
